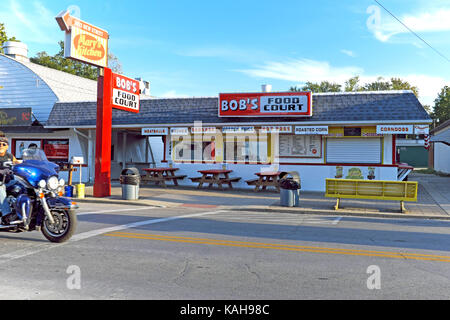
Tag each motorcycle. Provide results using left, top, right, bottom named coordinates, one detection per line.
left=0, top=148, right=78, bottom=243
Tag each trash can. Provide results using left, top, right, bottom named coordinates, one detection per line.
left=64, top=185, right=74, bottom=197
left=279, top=171, right=301, bottom=207
left=120, top=168, right=140, bottom=200
left=75, top=184, right=85, bottom=199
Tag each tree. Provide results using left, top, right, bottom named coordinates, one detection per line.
left=290, top=81, right=341, bottom=93
left=295, top=76, right=420, bottom=98
left=344, top=76, right=361, bottom=92
left=432, top=86, right=450, bottom=126
left=31, top=41, right=98, bottom=80
left=362, top=76, right=391, bottom=92
left=390, top=77, right=419, bottom=97
left=0, top=22, right=18, bottom=53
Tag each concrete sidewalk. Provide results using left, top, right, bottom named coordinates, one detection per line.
left=73, top=172, right=450, bottom=220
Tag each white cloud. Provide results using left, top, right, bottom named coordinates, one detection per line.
left=177, top=45, right=269, bottom=63
left=366, top=5, right=450, bottom=43
left=237, top=58, right=363, bottom=84
left=236, top=58, right=448, bottom=106
left=158, top=90, right=190, bottom=98
left=0, top=0, right=60, bottom=45
left=341, top=49, right=357, bottom=57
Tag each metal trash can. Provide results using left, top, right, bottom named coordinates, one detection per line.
left=279, top=171, right=301, bottom=207
left=120, top=168, right=140, bottom=200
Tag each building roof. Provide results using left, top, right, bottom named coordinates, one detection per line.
left=0, top=54, right=97, bottom=124
left=46, top=90, right=432, bottom=128
left=430, top=119, right=450, bottom=145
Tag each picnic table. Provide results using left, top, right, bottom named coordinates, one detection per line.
left=141, top=167, right=186, bottom=187
left=246, top=171, right=288, bottom=192
left=190, top=169, right=241, bottom=189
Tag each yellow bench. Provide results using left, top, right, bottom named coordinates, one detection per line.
left=325, top=179, right=418, bottom=213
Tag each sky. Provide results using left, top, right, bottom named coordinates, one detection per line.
left=1, top=0, right=449, bottom=107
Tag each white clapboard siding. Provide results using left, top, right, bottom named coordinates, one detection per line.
left=326, top=138, right=382, bottom=164
left=0, top=54, right=97, bottom=124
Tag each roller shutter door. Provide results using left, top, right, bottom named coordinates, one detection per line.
left=326, top=138, right=381, bottom=164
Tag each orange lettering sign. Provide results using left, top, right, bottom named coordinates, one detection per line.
left=73, top=34, right=106, bottom=61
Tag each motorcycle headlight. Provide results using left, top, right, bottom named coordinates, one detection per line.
left=47, top=176, right=59, bottom=190
left=38, top=180, right=46, bottom=188
left=59, top=178, right=65, bottom=187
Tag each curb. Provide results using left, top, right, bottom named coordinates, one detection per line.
left=230, top=205, right=450, bottom=220
left=70, top=197, right=174, bottom=208
left=70, top=198, right=450, bottom=220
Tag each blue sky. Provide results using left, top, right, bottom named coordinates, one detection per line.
left=1, top=0, right=449, bottom=106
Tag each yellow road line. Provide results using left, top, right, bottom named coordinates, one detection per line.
left=103, top=232, right=450, bottom=263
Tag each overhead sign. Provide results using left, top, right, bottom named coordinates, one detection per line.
left=222, top=126, right=255, bottom=134
left=260, top=126, right=292, bottom=133
left=219, top=92, right=312, bottom=117
left=376, top=125, right=413, bottom=134
left=142, top=128, right=168, bottom=136
left=56, top=10, right=109, bottom=68
left=295, top=126, right=328, bottom=135
left=0, top=108, right=32, bottom=126
left=112, top=73, right=140, bottom=113
left=191, top=127, right=216, bottom=134
left=170, top=128, right=189, bottom=136
left=414, top=125, right=429, bottom=135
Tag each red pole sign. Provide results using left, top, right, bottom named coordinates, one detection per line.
left=93, top=68, right=113, bottom=197
left=56, top=10, right=139, bottom=198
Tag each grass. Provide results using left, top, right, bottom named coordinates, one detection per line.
left=414, top=168, right=450, bottom=177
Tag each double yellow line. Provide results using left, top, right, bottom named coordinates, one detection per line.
left=104, top=232, right=450, bottom=263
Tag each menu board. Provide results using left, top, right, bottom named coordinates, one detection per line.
left=279, top=135, right=321, bottom=157
left=43, top=140, right=69, bottom=160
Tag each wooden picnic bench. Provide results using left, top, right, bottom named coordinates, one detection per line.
left=246, top=171, right=287, bottom=192
left=190, top=169, right=241, bottom=189
left=141, top=167, right=186, bottom=187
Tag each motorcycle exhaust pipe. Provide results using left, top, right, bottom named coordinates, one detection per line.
left=0, top=225, right=16, bottom=229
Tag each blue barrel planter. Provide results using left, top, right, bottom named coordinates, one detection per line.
left=64, top=185, right=74, bottom=197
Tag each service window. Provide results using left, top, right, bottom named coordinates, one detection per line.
left=326, top=138, right=381, bottom=164
left=224, top=135, right=268, bottom=163
left=173, top=136, right=193, bottom=161
left=13, top=139, right=42, bottom=159
left=172, top=135, right=216, bottom=162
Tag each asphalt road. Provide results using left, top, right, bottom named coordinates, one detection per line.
left=0, top=202, right=450, bottom=300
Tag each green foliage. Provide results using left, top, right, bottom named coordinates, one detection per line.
left=432, top=86, right=450, bottom=126
left=0, top=22, right=19, bottom=54
left=290, top=81, right=341, bottom=93
left=30, top=41, right=98, bottom=80
left=344, top=76, right=361, bottom=92
left=294, top=76, right=419, bottom=97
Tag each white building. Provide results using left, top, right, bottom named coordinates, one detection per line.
left=430, top=120, right=450, bottom=174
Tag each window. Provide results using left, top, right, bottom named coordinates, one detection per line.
left=43, top=139, right=70, bottom=162
left=279, top=135, right=321, bottom=158
left=224, top=135, right=268, bottom=163
left=326, top=138, right=381, bottom=164
left=172, top=135, right=216, bottom=162
left=13, top=139, right=42, bottom=159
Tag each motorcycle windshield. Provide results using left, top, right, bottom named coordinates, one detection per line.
left=21, top=148, right=48, bottom=161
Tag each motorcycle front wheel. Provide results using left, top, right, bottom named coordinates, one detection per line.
left=41, top=209, right=77, bottom=243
